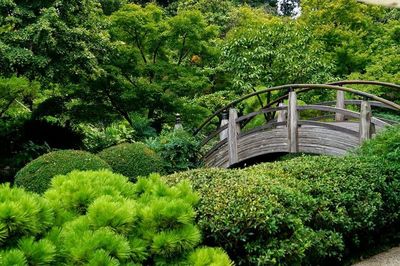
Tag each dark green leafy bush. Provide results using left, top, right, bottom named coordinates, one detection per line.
left=0, top=170, right=232, bottom=265
left=357, top=125, right=400, bottom=173
left=98, top=142, right=164, bottom=181
left=356, top=125, right=400, bottom=225
left=14, top=150, right=111, bottom=194
left=146, top=129, right=200, bottom=174
left=165, top=155, right=391, bottom=265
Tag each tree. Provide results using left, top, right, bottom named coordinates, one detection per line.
left=0, top=76, right=39, bottom=119
left=299, top=0, right=383, bottom=77
left=74, top=3, right=220, bottom=131
left=221, top=10, right=333, bottom=93
left=0, top=0, right=109, bottom=84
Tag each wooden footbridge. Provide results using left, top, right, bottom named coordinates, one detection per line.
left=195, top=81, right=400, bottom=168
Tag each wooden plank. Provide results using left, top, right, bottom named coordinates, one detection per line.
left=336, top=90, right=345, bottom=121
left=360, top=100, right=372, bottom=143
left=288, top=91, right=298, bottom=153
left=219, top=112, right=229, bottom=141
left=240, top=121, right=286, bottom=137
left=236, top=106, right=287, bottom=123
left=297, top=105, right=361, bottom=119
left=277, top=103, right=287, bottom=128
left=298, top=121, right=359, bottom=137
left=228, top=108, right=239, bottom=166
left=317, top=100, right=398, bottom=111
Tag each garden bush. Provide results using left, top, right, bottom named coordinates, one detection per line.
left=0, top=184, right=56, bottom=265
left=355, top=125, right=400, bottom=226
left=165, top=155, right=393, bottom=265
left=14, top=150, right=111, bottom=194
left=146, top=128, right=200, bottom=174
left=0, top=170, right=232, bottom=265
left=357, top=125, right=400, bottom=174
left=98, top=142, right=164, bottom=181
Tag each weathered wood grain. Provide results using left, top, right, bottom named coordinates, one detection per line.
left=360, top=100, right=372, bottom=143
left=336, top=90, right=345, bottom=122
left=228, top=108, right=239, bottom=166
left=288, top=91, right=298, bottom=153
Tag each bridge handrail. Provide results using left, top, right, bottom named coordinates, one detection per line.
left=194, top=82, right=400, bottom=135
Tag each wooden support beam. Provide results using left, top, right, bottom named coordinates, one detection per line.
left=360, top=100, right=372, bottom=143
left=228, top=108, right=239, bottom=166
left=277, top=103, right=287, bottom=128
left=219, top=110, right=228, bottom=141
left=336, top=90, right=345, bottom=122
left=288, top=91, right=298, bottom=153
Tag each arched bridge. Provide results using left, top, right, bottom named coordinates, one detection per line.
left=195, top=81, right=400, bottom=168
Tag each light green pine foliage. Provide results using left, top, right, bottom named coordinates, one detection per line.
left=43, top=170, right=231, bottom=265
left=0, top=185, right=55, bottom=265
left=188, top=247, right=234, bottom=266
left=0, top=170, right=232, bottom=265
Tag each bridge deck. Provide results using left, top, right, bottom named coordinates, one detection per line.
left=203, top=122, right=382, bottom=168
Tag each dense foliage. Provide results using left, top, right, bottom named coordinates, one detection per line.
left=2, top=0, right=400, bottom=181
left=98, top=143, right=164, bottom=181
left=165, top=126, right=400, bottom=265
left=14, top=150, right=111, bottom=194
left=0, top=170, right=233, bottom=265
left=147, top=129, right=200, bottom=174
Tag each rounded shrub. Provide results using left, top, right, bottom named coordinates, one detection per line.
left=98, top=142, right=164, bottom=181
left=14, top=150, right=111, bottom=194
left=165, top=155, right=390, bottom=265
left=1, top=170, right=232, bottom=265
left=43, top=170, right=232, bottom=265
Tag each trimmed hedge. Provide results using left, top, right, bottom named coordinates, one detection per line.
left=14, top=150, right=111, bottom=194
left=165, top=154, right=397, bottom=265
left=98, top=142, right=164, bottom=181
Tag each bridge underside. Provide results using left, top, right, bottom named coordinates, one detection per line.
left=204, top=122, right=374, bottom=168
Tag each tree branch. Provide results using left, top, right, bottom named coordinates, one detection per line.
left=177, top=32, right=188, bottom=65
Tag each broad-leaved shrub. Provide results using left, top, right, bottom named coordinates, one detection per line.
left=165, top=155, right=389, bottom=265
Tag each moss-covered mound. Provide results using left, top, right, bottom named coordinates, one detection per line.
left=14, top=150, right=111, bottom=194
left=98, top=143, right=164, bottom=181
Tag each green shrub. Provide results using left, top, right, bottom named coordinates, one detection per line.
left=165, top=155, right=389, bottom=265
left=14, top=150, right=111, bottom=194
left=80, top=122, right=135, bottom=153
left=98, top=142, right=164, bottom=181
left=146, top=128, right=200, bottom=174
left=49, top=170, right=232, bottom=265
left=1, top=170, right=232, bottom=265
left=356, top=125, right=400, bottom=225
left=0, top=185, right=56, bottom=265
left=357, top=125, right=400, bottom=173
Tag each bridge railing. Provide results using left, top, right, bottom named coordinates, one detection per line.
left=196, top=81, right=400, bottom=167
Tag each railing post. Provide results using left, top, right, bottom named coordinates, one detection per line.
left=336, top=90, right=345, bottom=122
left=228, top=108, right=239, bottom=166
left=277, top=103, right=287, bottom=128
left=219, top=110, right=228, bottom=141
left=360, top=100, right=372, bottom=143
left=288, top=90, right=298, bottom=153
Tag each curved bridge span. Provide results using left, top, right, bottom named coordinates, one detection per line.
left=196, top=81, right=400, bottom=168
